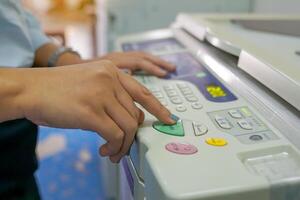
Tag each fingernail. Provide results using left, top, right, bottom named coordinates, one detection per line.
left=100, top=147, right=109, bottom=156
left=170, top=114, right=180, bottom=122
left=159, top=70, right=167, bottom=75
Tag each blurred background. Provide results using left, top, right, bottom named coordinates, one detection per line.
left=20, top=0, right=300, bottom=199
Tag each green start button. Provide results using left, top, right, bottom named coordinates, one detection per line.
left=152, top=121, right=185, bottom=137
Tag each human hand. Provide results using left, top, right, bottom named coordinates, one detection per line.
left=100, top=51, right=176, bottom=77
left=21, top=60, right=175, bottom=163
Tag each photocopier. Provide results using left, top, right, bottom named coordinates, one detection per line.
left=110, top=14, right=300, bottom=200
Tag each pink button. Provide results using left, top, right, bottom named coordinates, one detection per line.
left=165, top=142, right=198, bottom=155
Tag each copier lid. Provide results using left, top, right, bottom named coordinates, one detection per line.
left=175, top=14, right=300, bottom=111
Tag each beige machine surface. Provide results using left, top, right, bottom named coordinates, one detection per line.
left=111, top=14, right=300, bottom=200
left=175, top=14, right=300, bottom=111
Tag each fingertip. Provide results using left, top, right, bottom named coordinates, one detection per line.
left=156, top=69, right=167, bottom=77
left=155, top=107, right=177, bottom=125
left=99, top=145, right=110, bottom=157
left=170, top=114, right=180, bottom=123
left=169, top=64, right=176, bottom=71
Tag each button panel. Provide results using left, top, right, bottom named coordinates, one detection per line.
left=148, top=83, right=277, bottom=145
left=148, top=82, right=203, bottom=114
left=208, top=107, right=278, bottom=144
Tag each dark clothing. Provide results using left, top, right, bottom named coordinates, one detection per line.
left=0, top=176, right=40, bottom=200
left=0, top=119, right=39, bottom=198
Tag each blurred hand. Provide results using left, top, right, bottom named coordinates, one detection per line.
left=21, top=60, right=175, bottom=163
left=100, top=51, right=176, bottom=77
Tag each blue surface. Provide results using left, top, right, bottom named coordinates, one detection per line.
left=164, top=52, right=238, bottom=102
left=36, top=127, right=106, bottom=200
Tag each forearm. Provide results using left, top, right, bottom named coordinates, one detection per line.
left=0, top=68, right=27, bottom=122
left=33, top=43, right=82, bottom=67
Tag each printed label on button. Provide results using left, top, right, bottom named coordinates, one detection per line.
left=206, top=138, right=228, bottom=147
left=165, top=142, right=198, bottom=155
left=148, top=86, right=160, bottom=93
left=163, top=85, right=174, bottom=91
left=180, top=88, right=193, bottom=95
left=176, top=105, right=187, bottom=112
left=176, top=83, right=188, bottom=89
left=153, top=92, right=164, bottom=98
left=191, top=102, right=203, bottom=110
left=215, top=116, right=232, bottom=129
left=166, top=90, right=178, bottom=97
left=228, top=110, right=243, bottom=119
left=238, top=120, right=253, bottom=130
left=193, top=122, right=208, bottom=136
left=185, top=95, right=198, bottom=102
left=170, top=97, right=183, bottom=104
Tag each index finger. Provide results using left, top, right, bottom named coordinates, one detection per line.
left=144, top=53, right=176, bottom=72
left=118, top=72, right=175, bottom=124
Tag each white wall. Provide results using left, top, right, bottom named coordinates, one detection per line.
left=251, top=0, right=300, bottom=14
left=100, top=0, right=252, bottom=51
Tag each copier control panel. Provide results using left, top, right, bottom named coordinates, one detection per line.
left=116, top=31, right=300, bottom=200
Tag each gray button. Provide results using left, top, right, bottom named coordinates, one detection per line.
left=228, top=109, right=243, bottom=119
left=163, top=85, right=174, bottom=91
left=176, top=105, right=187, bottom=112
left=191, top=102, right=203, bottom=110
left=193, top=122, right=208, bottom=136
left=170, top=97, right=183, bottom=104
left=237, top=131, right=278, bottom=144
left=176, top=83, right=188, bottom=89
left=153, top=92, right=164, bottom=99
left=215, top=115, right=232, bottom=129
left=249, top=135, right=263, bottom=141
left=160, top=99, right=168, bottom=106
left=181, top=88, right=193, bottom=95
left=185, top=95, right=198, bottom=102
left=148, top=86, right=160, bottom=93
left=238, top=120, right=253, bottom=130
left=166, top=90, right=178, bottom=97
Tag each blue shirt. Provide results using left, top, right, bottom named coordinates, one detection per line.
left=0, top=0, right=50, bottom=67
left=0, top=0, right=49, bottom=186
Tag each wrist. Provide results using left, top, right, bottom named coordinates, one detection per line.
left=0, top=68, right=29, bottom=121
left=55, top=52, right=83, bottom=66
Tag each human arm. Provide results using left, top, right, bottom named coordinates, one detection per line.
left=33, top=43, right=176, bottom=77
left=0, top=61, right=175, bottom=162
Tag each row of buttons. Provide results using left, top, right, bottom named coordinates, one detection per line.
left=149, top=83, right=203, bottom=112
left=164, top=83, right=202, bottom=112
left=165, top=138, right=228, bottom=155
left=215, top=115, right=253, bottom=130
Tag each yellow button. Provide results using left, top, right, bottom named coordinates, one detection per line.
left=205, top=138, right=228, bottom=147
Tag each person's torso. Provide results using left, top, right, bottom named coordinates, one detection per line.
left=0, top=0, right=36, bottom=67
left=0, top=0, right=39, bottom=184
